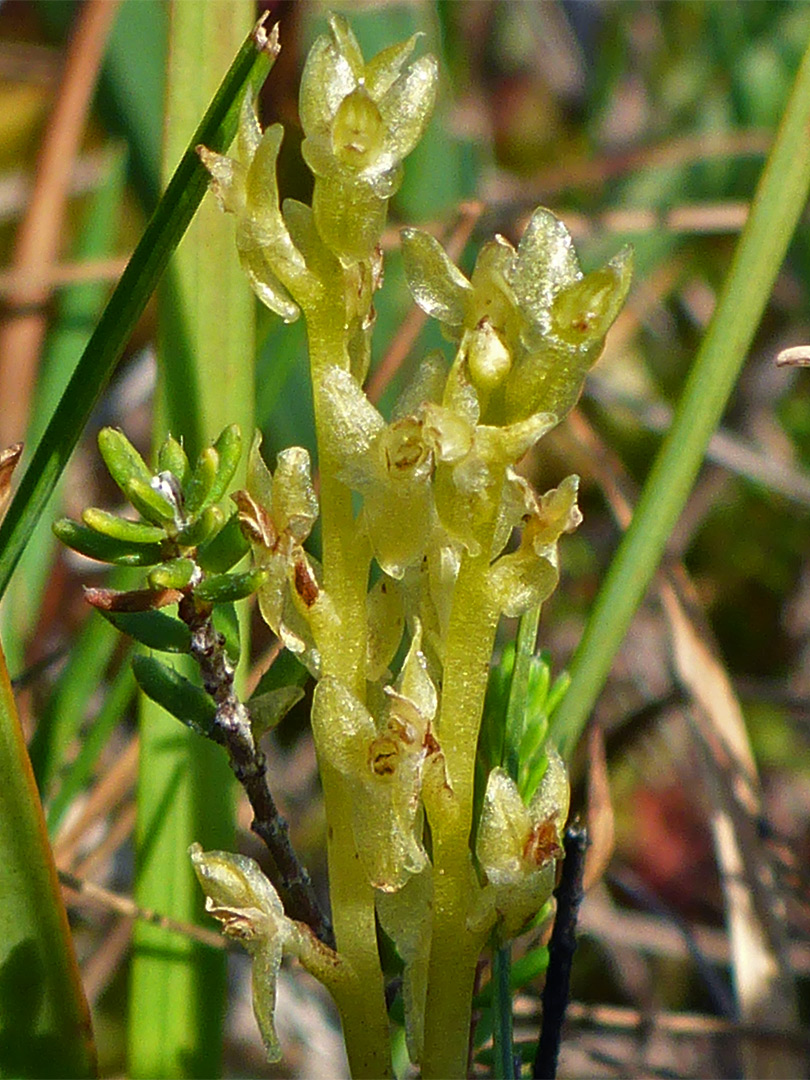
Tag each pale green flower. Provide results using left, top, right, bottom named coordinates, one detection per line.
left=190, top=844, right=293, bottom=1062
left=469, top=750, right=569, bottom=940
left=311, top=629, right=438, bottom=892
left=198, top=96, right=314, bottom=322
left=233, top=433, right=329, bottom=673
left=402, top=208, right=633, bottom=425
left=300, top=13, right=438, bottom=262
left=487, top=473, right=582, bottom=616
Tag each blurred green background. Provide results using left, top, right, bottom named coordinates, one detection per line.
left=0, top=1, right=808, bottom=1076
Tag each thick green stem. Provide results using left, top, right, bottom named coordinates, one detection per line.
left=422, top=550, right=499, bottom=1078
left=305, top=307, right=391, bottom=1079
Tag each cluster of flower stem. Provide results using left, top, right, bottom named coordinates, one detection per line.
left=58, top=15, right=632, bottom=1079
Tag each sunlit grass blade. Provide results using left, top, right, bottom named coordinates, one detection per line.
left=28, top=612, right=120, bottom=801
left=0, top=12, right=279, bottom=603
left=0, top=149, right=127, bottom=675
left=551, top=34, right=810, bottom=759
left=0, top=638, right=97, bottom=1077
left=128, top=3, right=258, bottom=1076
left=46, top=656, right=136, bottom=834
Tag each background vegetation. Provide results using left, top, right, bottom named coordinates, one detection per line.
left=0, top=1, right=808, bottom=1076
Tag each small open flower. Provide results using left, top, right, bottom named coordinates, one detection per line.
left=300, top=13, right=438, bottom=261
left=469, top=749, right=570, bottom=940
left=423, top=401, right=557, bottom=556
left=487, top=473, right=583, bottom=616
left=190, top=844, right=293, bottom=1062
left=198, top=96, right=313, bottom=322
left=311, top=629, right=438, bottom=892
left=233, top=433, right=330, bottom=673
left=319, top=365, right=437, bottom=578
left=402, top=208, right=632, bottom=425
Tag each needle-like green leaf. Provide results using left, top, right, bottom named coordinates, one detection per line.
left=0, top=13, right=279, bottom=601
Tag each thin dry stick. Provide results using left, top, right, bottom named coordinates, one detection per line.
left=178, top=596, right=333, bottom=947
left=534, top=822, right=589, bottom=1080
left=0, top=0, right=118, bottom=447
left=59, top=867, right=225, bottom=950
left=0, top=256, right=129, bottom=297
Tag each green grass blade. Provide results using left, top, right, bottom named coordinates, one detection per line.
left=551, top=36, right=810, bottom=758
left=0, top=149, right=128, bottom=675
left=504, top=607, right=541, bottom=780
left=0, top=638, right=96, bottom=1077
left=491, top=944, right=516, bottom=1080
left=46, top=657, right=136, bottom=834
left=0, top=14, right=278, bottom=603
left=128, top=3, right=257, bottom=1075
left=28, top=613, right=119, bottom=802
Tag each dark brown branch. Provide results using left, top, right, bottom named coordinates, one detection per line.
left=533, top=821, right=589, bottom=1080
left=178, top=595, right=334, bottom=948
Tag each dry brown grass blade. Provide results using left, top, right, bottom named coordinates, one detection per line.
left=661, top=575, right=801, bottom=1071
left=0, top=442, right=23, bottom=521
left=583, top=723, right=615, bottom=893
left=53, top=734, right=138, bottom=866
left=0, top=0, right=118, bottom=447
left=568, top=396, right=802, bottom=1076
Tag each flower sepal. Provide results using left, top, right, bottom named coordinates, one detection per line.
left=469, top=751, right=569, bottom=941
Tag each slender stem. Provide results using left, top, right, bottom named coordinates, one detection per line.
left=304, top=307, right=392, bottom=1079
left=179, top=595, right=333, bottom=946
left=504, top=605, right=541, bottom=779
left=493, top=943, right=517, bottom=1079
left=533, top=823, right=589, bottom=1080
left=422, top=549, right=500, bottom=1079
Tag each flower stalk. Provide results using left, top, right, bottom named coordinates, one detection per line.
left=56, top=13, right=632, bottom=1076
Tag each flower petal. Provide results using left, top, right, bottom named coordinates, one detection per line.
left=364, top=33, right=421, bottom=100
left=320, top=365, right=386, bottom=487
left=475, top=767, right=531, bottom=885
left=366, top=575, right=404, bottom=681
left=511, top=207, right=581, bottom=323
left=299, top=27, right=358, bottom=136
left=326, top=12, right=365, bottom=83
left=272, top=447, right=318, bottom=543
left=401, top=228, right=472, bottom=329
left=237, top=91, right=262, bottom=165
left=197, top=147, right=247, bottom=216
left=379, top=54, right=439, bottom=161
